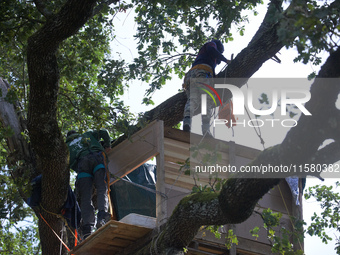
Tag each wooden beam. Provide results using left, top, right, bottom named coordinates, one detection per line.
left=155, top=120, right=167, bottom=227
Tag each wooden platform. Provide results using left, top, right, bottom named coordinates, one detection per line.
left=70, top=220, right=152, bottom=255
left=69, top=121, right=300, bottom=255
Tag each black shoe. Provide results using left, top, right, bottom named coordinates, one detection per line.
left=183, top=117, right=191, bottom=132
left=96, top=211, right=111, bottom=229
left=183, top=124, right=190, bottom=132
left=81, top=224, right=93, bottom=240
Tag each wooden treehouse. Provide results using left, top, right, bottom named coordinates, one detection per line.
left=70, top=120, right=303, bottom=255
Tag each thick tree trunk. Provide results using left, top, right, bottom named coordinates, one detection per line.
left=26, top=1, right=97, bottom=254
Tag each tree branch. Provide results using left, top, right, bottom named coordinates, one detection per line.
left=33, top=0, right=53, bottom=18
left=0, top=78, right=37, bottom=205
left=308, top=142, right=340, bottom=166
left=141, top=0, right=307, bottom=128
left=0, top=78, right=32, bottom=167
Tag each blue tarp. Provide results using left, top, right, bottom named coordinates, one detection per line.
left=27, top=175, right=81, bottom=229
left=285, top=177, right=305, bottom=206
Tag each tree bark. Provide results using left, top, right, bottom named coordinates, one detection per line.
left=26, top=1, right=98, bottom=254
left=0, top=78, right=36, bottom=198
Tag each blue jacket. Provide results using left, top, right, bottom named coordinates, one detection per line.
left=192, top=41, right=228, bottom=75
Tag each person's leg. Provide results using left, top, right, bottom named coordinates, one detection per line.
left=92, top=153, right=110, bottom=228
left=198, top=73, right=215, bottom=137
left=201, top=100, right=214, bottom=137
left=76, top=177, right=95, bottom=238
left=183, top=88, right=194, bottom=132
left=94, top=169, right=108, bottom=210
left=183, top=70, right=201, bottom=132
left=187, top=70, right=215, bottom=136
left=77, top=156, right=96, bottom=239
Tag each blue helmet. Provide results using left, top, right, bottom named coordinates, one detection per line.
left=212, top=39, right=224, bottom=53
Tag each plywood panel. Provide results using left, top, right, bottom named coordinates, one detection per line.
left=164, top=126, right=261, bottom=162
left=107, top=120, right=162, bottom=185
left=70, top=221, right=152, bottom=255
left=164, top=137, right=190, bottom=151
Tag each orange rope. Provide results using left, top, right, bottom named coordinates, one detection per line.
left=41, top=205, right=79, bottom=246
left=39, top=213, right=73, bottom=254
left=74, top=229, right=78, bottom=247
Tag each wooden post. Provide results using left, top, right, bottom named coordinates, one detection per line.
left=156, top=120, right=167, bottom=228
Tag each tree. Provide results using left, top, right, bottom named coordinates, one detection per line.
left=305, top=182, right=340, bottom=254
left=0, top=0, right=339, bottom=254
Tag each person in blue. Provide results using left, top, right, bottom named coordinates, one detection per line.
left=66, top=129, right=112, bottom=239
left=182, top=39, right=231, bottom=135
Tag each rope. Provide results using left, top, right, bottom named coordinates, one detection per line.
left=40, top=204, right=79, bottom=245
left=244, top=106, right=265, bottom=149
left=75, top=229, right=78, bottom=247
left=40, top=204, right=60, bottom=218
left=277, top=184, right=304, bottom=252
left=39, top=212, right=72, bottom=253
left=242, top=82, right=266, bottom=149
left=59, top=226, right=63, bottom=255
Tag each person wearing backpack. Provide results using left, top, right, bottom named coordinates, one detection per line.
left=66, top=129, right=112, bottom=239
left=182, top=39, right=231, bottom=136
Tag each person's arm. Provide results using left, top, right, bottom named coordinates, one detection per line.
left=98, top=129, right=111, bottom=149
left=206, top=42, right=230, bottom=64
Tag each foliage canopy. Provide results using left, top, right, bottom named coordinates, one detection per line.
left=0, top=0, right=339, bottom=254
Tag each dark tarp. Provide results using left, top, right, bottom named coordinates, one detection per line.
left=27, top=175, right=81, bottom=229
left=110, top=163, right=156, bottom=220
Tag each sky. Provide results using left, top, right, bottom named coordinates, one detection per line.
left=111, top=2, right=339, bottom=254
